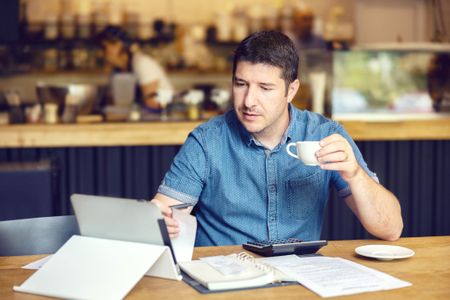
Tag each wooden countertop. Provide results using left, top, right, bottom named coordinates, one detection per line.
left=0, top=121, right=203, bottom=148
left=0, top=118, right=449, bottom=148
left=338, top=118, right=450, bottom=141
left=1, top=236, right=449, bottom=299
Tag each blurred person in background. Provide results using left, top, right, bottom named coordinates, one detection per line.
left=291, top=6, right=327, bottom=50
left=96, top=26, right=173, bottom=111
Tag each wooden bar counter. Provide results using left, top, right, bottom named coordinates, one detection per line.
left=1, top=117, right=450, bottom=148
left=0, top=121, right=203, bottom=148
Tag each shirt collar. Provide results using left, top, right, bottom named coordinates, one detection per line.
left=233, top=104, right=300, bottom=148
left=284, top=104, right=299, bottom=144
left=227, top=111, right=252, bottom=146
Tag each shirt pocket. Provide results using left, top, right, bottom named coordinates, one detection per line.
left=286, top=170, right=324, bottom=221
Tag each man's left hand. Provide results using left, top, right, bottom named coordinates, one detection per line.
left=316, top=133, right=361, bottom=182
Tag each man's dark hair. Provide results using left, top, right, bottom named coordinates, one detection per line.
left=232, top=31, right=299, bottom=89
left=96, top=25, right=132, bottom=49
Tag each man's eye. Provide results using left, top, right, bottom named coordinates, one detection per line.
left=234, top=81, right=245, bottom=87
left=261, top=86, right=273, bottom=91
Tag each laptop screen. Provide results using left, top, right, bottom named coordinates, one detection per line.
left=71, top=194, right=166, bottom=246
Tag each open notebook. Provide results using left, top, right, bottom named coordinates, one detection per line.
left=180, top=252, right=412, bottom=296
left=179, top=252, right=295, bottom=291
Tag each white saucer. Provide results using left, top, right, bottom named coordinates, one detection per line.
left=355, top=245, right=415, bottom=261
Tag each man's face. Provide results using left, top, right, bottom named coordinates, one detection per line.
left=101, top=40, right=125, bottom=67
left=232, top=61, right=297, bottom=138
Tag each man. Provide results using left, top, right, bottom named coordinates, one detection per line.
left=97, top=26, right=173, bottom=111
left=152, top=31, right=403, bottom=246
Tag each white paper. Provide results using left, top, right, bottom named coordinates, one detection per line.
left=200, top=255, right=247, bottom=275
left=261, top=255, right=411, bottom=297
left=14, top=235, right=167, bottom=300
left=22, top=255, right=52, bottom=270
left=170, top=209, right=197, bottom=262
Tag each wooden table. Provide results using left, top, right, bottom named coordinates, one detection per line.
left=1, top=236, right=449, bottom=299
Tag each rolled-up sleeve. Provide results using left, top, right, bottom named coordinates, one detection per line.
left=157, top=129, right=206, bottom=205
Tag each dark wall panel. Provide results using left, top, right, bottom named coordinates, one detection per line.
left=0, top=145, right=181, bottom=216
left=0, top=161, right=54, bottom=221
left=321, top=140, right=450, bottom=240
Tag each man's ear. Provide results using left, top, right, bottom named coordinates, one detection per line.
left=287, top=79, right=300, bottom=103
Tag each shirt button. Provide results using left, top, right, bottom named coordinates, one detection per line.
left=269, top=185, right=276, bottom=192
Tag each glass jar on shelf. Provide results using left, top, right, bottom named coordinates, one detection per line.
left=43, top=48, right=59, bottom=71
left=44, top=15, right=59, bottom=40
left=183, top=89, right=205, bottom=121
left=77, top=14, right=92, bottom=40
left=61, top=13, right=76, bottom=40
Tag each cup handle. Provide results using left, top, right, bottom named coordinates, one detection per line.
left=286, top=142, right=299, bottom=159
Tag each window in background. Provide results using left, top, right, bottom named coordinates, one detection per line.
left=332, top=50, right=450, bottom=115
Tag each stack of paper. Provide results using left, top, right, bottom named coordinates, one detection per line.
left=261, top=255, right=411, bottom=297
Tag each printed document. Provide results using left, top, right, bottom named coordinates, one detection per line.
left=262, top=255, right=411, bottom=297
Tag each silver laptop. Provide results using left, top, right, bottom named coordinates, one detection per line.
left=70, top=194, right=167, bottom=247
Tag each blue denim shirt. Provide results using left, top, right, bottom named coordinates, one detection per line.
left=158, top=105, right=377, bottom=246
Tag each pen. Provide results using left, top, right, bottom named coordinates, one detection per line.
left=170, top=203, right=193, bottom=209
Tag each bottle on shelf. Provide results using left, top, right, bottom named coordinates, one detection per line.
left=61, top=13, right=76, bottom=40
left=77, top=14, right=92, bottom=40
left=44, top=15, right=59, bottom=41
left=19, top=0, right=28, bottom=41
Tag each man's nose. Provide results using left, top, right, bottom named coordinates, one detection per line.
left=244, top=86, right=257, bottom=108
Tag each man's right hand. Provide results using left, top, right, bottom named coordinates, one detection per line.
left=151, top=198, right=180, bottom=238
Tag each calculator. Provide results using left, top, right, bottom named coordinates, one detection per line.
left=242, top=238, right=328, bottom=257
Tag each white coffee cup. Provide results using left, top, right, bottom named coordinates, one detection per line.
left=286, top=141, right=321, bottom=166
